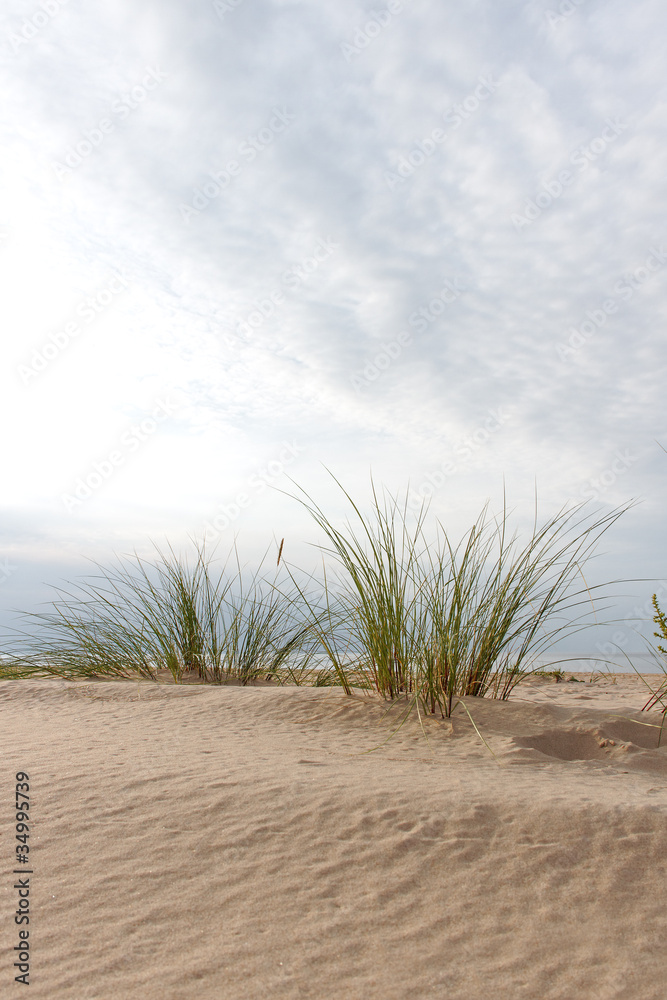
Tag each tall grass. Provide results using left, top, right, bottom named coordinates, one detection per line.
left=285, top=476, right=630, bottom=717
left=1, top=480, right=631, bottom=717
left=1, top=540, right=314, bottom=684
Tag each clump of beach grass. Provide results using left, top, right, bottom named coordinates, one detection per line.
left=532, top=668, right=567, bottom=682
left=283, top=475, right=630, bottom=718
left=1, top=478, right=632, bottom=720
left=1, top=540, right=315, bottom=684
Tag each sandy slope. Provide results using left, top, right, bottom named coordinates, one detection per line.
left=1, top=673, right=666, bottom=1000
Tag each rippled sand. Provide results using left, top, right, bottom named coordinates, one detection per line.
left=1, top=672, right=666, bottom=999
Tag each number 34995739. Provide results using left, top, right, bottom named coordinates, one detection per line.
left=15, top=773, right=30, bottom=860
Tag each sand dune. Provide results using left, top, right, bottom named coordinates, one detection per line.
left=1, top=673, right=666, bottom=999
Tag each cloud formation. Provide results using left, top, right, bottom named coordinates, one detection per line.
left=1, top=0, right=666, bottom=648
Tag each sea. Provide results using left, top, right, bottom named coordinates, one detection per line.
left=527, top=651, right=665, bottom=674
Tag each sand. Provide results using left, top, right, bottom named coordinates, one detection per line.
left=1, top=671, right=666, bottom=999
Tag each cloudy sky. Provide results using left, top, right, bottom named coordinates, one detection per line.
left=1, top=0, right=666, bottom=653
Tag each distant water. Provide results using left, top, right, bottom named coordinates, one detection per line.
left=1, top=650, right=663, bottom=675
left=529, top=651, right=665, bottom=674
left=303, top=651, right=667, bottom=677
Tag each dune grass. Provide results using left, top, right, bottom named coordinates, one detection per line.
left=1, top=540, right=315, bottom=684
left=0, top=479, right=631, bottom=718
left=282, top=476, right=630, bottom=717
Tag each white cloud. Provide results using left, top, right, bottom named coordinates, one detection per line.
left=1, top=0, right=665, bottom=647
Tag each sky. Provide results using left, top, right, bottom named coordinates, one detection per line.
left=1, top=0, right=666, bottom=656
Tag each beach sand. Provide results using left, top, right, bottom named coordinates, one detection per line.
left=1, top=672, right=666, bottom=999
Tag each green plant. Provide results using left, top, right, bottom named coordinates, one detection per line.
left=652, top=594, right=667, bottom=657
left=1, top=540, right=314, bottom=684
left=532, top=668, right=566, bottom=682
left=284, top=474, right=629, bottom=718
left=637, top=594, right=667, bottom=713
left=1, top=477, right=633, bottom=729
